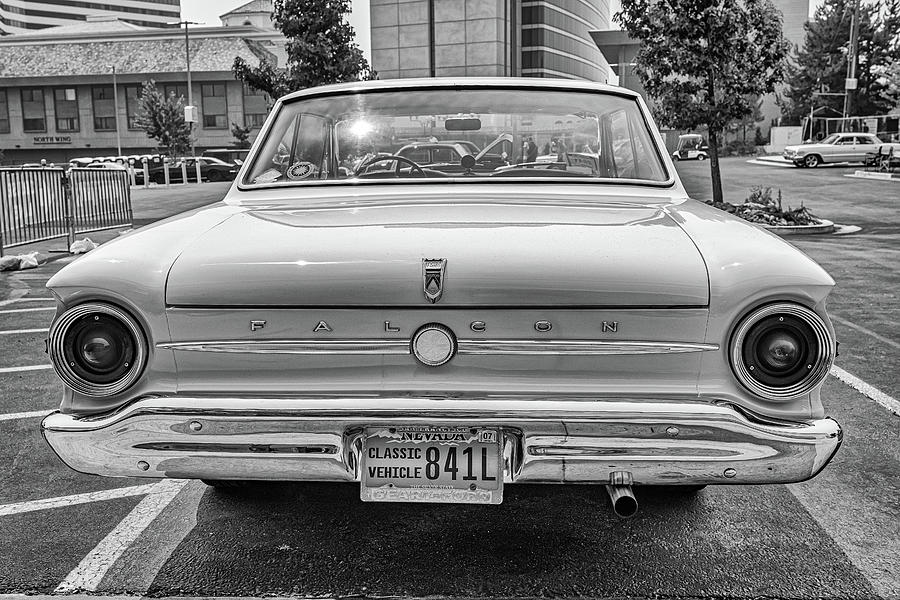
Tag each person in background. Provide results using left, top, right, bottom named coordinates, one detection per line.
left=524, top=137, right=538, bottom=163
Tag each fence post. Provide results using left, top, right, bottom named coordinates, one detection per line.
left=181, top=159, right=188, bottom=185
left=163, top=157, right=171, bottom=187
left=128, top=159, right=137, bottom=187
left=142, top=159, right=149, bottom=189
left=195, top=160, right=203, bottom=184
left=61, top=170, right=75, bottom=252
left=0, top=171, right=6, bottom=258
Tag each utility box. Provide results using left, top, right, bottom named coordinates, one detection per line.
left=184, top=105, right=198, bottom=123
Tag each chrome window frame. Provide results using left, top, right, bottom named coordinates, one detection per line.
left=235, top=81, right=676, bottom=192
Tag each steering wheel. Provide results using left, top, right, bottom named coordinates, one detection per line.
left=354, top=154, right=427, bottom=178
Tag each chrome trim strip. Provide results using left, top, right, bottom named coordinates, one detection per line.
left=157, top=339, right=718, bottom=356
left=457, top=340, right=719, bottom=355
left=157, top=340, right=410, bottom=355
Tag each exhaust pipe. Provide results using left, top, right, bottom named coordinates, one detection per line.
left=605, top=484, right=638, bottom=518
left=606, top=471, right=637, bottom=518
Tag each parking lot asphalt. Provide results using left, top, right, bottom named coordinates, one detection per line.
left=0, top=162, right=897, bottom=600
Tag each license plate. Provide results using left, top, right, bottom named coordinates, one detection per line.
left=361, top=426, right=503, bottom=504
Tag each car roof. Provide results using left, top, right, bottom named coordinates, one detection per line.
left=400, top=142, right=466, bottom=150
left=278, top=77, right=640, bottom=104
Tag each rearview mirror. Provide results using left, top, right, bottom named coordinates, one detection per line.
left=445, top=117, right=482, bottom=131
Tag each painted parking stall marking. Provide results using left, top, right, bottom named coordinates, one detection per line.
left=0, top=296, right=54, bottom=307
left=0, top=484, right=159, bottom=517
left=831, top=313, right=900, bottom=351
left=0, top=364, right=53, bottom=374
left=54, top=479, right=189, bottom=593
left=830, top=365, right=900, bottom=417
left=0, top=307, right=56, bottom=315
left=0, top=409, right=53, bottom=422
left=0, top=327, right=49, bottom=335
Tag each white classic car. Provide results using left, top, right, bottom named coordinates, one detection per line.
left=41, top=79, right=841, bottom=518
left=783, top=132, right=882, bottom=167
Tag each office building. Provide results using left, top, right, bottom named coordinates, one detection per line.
left=370, top=0, right=610, bottom=81
left=0, top=16, right=279, bottom=164
left=0, top=0, right=181, bottom=34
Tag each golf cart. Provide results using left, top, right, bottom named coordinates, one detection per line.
left=672, top=134, right=709, bottom=161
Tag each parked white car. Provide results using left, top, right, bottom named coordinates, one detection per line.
left=41, top=79, right=841, bottom=517
left=783, top=132, right=882, bottom=167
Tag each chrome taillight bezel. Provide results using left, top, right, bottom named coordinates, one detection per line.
left=729, top=302, right=835, bottom=400
left=48, top=302, right=147, bottom=397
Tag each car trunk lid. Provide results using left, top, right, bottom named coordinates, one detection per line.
left=165, top=201, right=709, bottom=307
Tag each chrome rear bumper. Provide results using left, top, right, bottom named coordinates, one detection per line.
left=41, top=395, right=842, bottom=485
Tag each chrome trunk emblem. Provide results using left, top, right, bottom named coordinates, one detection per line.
left=422, top=258, right=447, bottom=304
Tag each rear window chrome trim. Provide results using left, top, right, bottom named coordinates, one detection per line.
left=235, top=83, right=675, bottom=191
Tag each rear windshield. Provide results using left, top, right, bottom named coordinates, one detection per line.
left=243, top=88, right=668, bottom=186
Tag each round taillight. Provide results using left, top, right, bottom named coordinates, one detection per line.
left=730, top=303, right=834, bottom=400
left=48, top=303, right=147, bottom=396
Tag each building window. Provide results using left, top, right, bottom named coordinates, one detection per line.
left=242, top=82, right=269, bottom=129
left=21, top=88, right=46, bottom=132
left=163, top=83, right=188, bottom=101
left=53, top=87, right=80, bottom=132
left=92, top=85, right=117, bottom=131
left=0, top=90, right=9, bottom=134
left=201, top=83, right=227, bottom=128
left=125, top=85, right=143, bottom=129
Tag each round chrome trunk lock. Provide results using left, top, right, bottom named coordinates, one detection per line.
left=411, top=323, right=457, bottom=366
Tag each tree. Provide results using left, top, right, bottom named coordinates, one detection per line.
left=135, top=81, right=192, bottom=157
left=233, top=0, right=373, bottom=99
left=615, top=0, right=790, bottom=204
left=231, top=122, right=252, bottom=148
left=780, top=0, right=900, bottom=124
left=881, top=59, right=900, bottom=112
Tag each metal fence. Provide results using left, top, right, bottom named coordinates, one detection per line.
left=68, top=168, right=133, bottom=236
left=0, top=167, right=132, bottom=257
left=803, top=112, right=900, bottom=142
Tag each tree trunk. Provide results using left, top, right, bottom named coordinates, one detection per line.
left=708, top=128, right=724, bottom=205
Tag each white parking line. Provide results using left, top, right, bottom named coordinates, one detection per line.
left=831, top=365, right=900, bottom=417
left=831, top=314, right=900, bottom=351
left=0, top=328, right=49, bottom=335
left=0, top=307, right=55, bottom=314
left=0, top=409, right=53, bottom=422
left=0, top=365, right=53, bottom=374
left=54, top=479, right=188, bottom=594
left=0, top=297, right=54, bottom=306
left=0, top=484, right=158, bottom=517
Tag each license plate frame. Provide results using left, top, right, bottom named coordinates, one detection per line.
left=360, top=425, right=503, bottom=505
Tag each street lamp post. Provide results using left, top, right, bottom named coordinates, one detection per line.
left=168, top=20, right=202, bottom=160
left=110, top=65, right=122, bottom=156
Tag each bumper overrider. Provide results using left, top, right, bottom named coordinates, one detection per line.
left=41, top=395, right=841, bottom=485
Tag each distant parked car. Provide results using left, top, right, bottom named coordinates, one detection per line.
left=783, top=132, right=882, bottom=167
left=148, top=157, right=238, bottom=183
left=202, top=148, right=250, bottom=165
left=86, top=162, right=127, bottom=170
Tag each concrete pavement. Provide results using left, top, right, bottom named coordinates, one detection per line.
left=0, top=160, right=897, bottom=599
